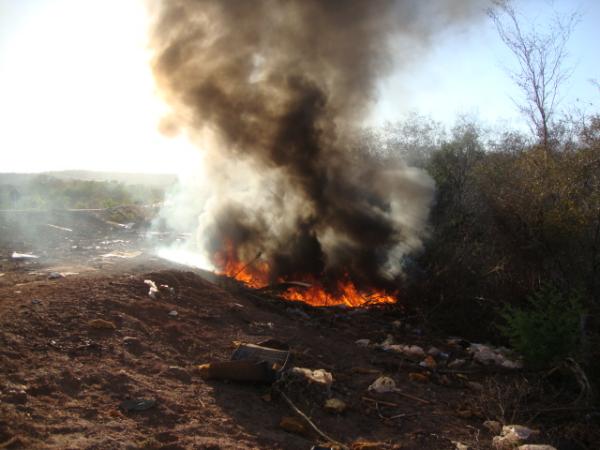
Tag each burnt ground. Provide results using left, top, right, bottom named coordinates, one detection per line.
left=0, top=211, right=598, bottom=450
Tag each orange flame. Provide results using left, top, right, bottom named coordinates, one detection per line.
left=282, top=278, right=396, bottom=308
left=214, top=241, right=396, bottom=307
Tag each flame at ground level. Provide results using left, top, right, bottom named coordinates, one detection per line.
left=282, top=279, right=397, bottom=308
left=214, top=247, right=397, bottom=307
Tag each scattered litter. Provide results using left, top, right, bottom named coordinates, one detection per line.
left=250, top=321, right=274, bottom=330
left=448, top=358, right=467, bottom=369
left=428, top=347, right=449, bottom=359
left=377, top=335, right=425, bottom=358
left=291, top=367, right=333, bottom=387
left=368, top=376, right=398, bottom=393
left=279, top=416, right=308, bottom=435
left=46, top=224, right=73, bottom=232
left=469, top=343, right=522, bottom=369
left=355, top=339, right=371, bottom=347
left=144, top=279, right=159, bottom=299
left=419, top=355, right=437, bottom=369
left=11, top=252, right=39, bottom=260
left=101, top=250, right=142, bottom=259
left=48, top=272, right=64, bottom=280
left=168, top=310, right=178, bottom=317
left=198, top=341, right=290, bottom=383
left=324, top=398, right=347, bottom=413
left=492, top=425, right=539, bottom=449
left=517, top=446, right=557, bottom=450
left=119, top=398, right=156, bottom=412
left=88, top=319, right=116, bottom=330
left=232, top=343, right=290, bottom=372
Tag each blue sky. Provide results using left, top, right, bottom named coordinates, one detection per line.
left=0, top=0, right=598, bottom=173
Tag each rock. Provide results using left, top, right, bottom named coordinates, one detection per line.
left=279, top=416, right=307, bottom=435
left=453, top=442, right=470, bottom=450
left=290, top=367, right=333, bottom=387
left=355, top=339, right=371, bottom=347
left=168, top=310, right=178, bottom=317
left=368, top=376, right=397, bottom=393
left=48, top=272, right=64, bottom=280
left=324, top=398, right=347, bottom=413
left=483, top=420, right=503, bottom=435
left=164, top=366, right=191, bottom=383
left=88, top=319, right=116, bottom=330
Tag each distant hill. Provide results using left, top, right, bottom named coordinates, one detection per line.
left=0, top=171, right=178, bottom=189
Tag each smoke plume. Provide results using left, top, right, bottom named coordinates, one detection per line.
left=150, top=0, right=485, bottom=290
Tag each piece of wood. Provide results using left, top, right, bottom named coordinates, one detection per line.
left=278, top=390, right=347, bottom=449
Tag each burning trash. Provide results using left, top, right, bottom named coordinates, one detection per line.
left=150, top=0, right=437, bottom=308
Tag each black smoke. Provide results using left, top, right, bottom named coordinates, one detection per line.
left=150, top=0, right=485, bottom=289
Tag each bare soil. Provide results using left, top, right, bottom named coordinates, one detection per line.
left=0, top=211, right=596, bottom=449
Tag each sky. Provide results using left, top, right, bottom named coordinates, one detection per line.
left=0, top=0, right=598, bottom=174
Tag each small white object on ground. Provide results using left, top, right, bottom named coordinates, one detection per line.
left=11, top=252, right=39, bottom=259
left=168, top=310, right=178, bottom=317
left=291, top=367, right=333, bottom=387
left=355, top=339, right=370, bottom=347
left=144, top=280, right=159, bottom=299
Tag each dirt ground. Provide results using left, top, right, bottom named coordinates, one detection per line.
left=0, top=211, right=597, bottom=449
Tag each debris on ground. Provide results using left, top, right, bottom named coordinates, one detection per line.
left=290, top=367, right=333, bottom=387
left=11, top=252, right=39, bottom=260
left=118, top=398, right=157, bottom=412
left=279, top=416, right=308, bottom=435
left=101, top=250, right=142, bottom=259
left=468, top=343, right=523, bottom=369
left=47, top=271, right=64, bottom=280
left=168, top=310, right=178, bottom=317
left=368, top=376, right=398, bottom=393
left=323, top=398, right=347, bottom=414
left=376, top=335, right=426, bottom=358
left=144, top=279, right=159, bottom=298
left=492, top=425, right=539, bottom=449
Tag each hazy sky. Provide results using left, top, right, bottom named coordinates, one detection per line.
left=0, top=0, right=598, bottom=173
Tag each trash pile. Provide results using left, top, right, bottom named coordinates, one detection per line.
left=359, top=334, right=523, bottom=373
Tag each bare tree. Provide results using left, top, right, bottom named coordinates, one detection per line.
left=489, top=0, right=579, bottom=150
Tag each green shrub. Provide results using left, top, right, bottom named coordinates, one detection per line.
left=500, top=284, right=585, bottom=369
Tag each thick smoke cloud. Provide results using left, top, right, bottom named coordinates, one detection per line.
left=151, top=0, right=485, bottom=289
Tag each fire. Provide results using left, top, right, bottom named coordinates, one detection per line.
left=215, top=242, right=396, bottom=307
left=282, top=278, right=396, bottom=308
